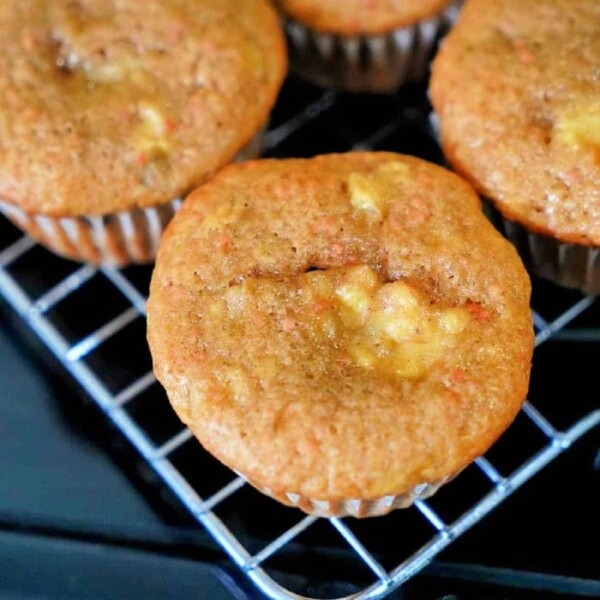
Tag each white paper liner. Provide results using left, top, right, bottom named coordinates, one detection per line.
left=489, top=206, right=600, bottom=294
left=247, top=473, right=456, bottom=518
left=0, top=129, right=264, bottom=266
left=282, top=1, right=462, bottom=93
left=0, top=197, right=183, bottom=266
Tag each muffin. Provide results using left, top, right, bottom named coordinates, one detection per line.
left=274, top=0, right=461, bottom=93
left=0, top=0, right=286, bottom=265
left=430, top=0, right=600, bottom=293
left=147, top=152, right=533, bottom=518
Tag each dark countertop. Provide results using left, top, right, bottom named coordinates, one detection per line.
left=0, top=302, right=255, bottom=600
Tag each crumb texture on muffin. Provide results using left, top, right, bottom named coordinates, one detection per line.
left=430, top=0, right=600, bottom=245
left=147, top=153, right=533, bottom=501
left=274, top=0, right=452, bottom=34
left=0, top=0, right=286, bottom=216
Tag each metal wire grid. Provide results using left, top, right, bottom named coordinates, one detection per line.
left=0, top=86, right=599, bottom=600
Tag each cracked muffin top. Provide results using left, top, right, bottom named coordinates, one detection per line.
left=274, top=0, right=452, bottom=34
left=0, top=0, right=286, bottom=216
left=430, top=0, right=600, bottom=246
left=147, top=153, right=533, bottom=501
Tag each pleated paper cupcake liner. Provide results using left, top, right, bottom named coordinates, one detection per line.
left=0, top=197, right=183, bottom=266
left=282, top=1, right=462, bottom=93
left=488, top=205, right=600, bottom=294
left=247, top=473, right=456, bottom=518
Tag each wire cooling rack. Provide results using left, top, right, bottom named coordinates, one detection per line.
left=1, top=78, right=599, bottom=600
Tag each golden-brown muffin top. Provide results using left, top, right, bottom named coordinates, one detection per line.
left=430, top=0, right=600, bottom=246
left=274, top=0, right=452, bottom=35
left=0, top=0, right=286, bottom=216
left=147, top=153, right=533, bottom=501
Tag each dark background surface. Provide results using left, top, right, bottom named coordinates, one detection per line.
left=1, top=76, right=599, bottom=600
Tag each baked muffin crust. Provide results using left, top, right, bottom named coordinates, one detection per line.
left=0, top=0, right=286, bottom=216
left=430, top=0, right=600, bottom=245
left=148, top=153, right=533, bottom=501
left=274, top=0, right=452, bottom=35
